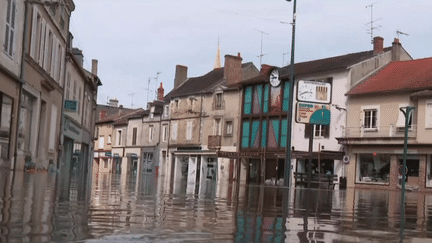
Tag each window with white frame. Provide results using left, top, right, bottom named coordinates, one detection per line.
left=214, top=118, right=221, bottom=135
left=363, top=109, right=377, bottom=130
left=396, top=104, right=413, bottom=130
left=225, top=120, right=233, bottom=135
left=107, top=135, right=111, bottom=144
left=148, top=125, right=154, bottom=142
left=98, top=135, right=104, bottom=149
left=426, top=101, right=432, bottom=128
left=31, top=8, right=42, bottom=60
left=4, top=0, right=16, bottom=57
left=304, top=124, right=329, bottom=138
left=186, top=121, right=193, bottom=140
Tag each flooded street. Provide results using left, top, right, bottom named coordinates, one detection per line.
left=2, top=169, right=432, bottom=242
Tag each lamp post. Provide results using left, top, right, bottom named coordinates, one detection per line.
left=399, top=106, right=414, bottom=243
left=283, top=0, right=297, bottom=188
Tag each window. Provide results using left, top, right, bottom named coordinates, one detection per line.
left=171, top=122, right=177, bottom=141
left=107, top=135, right=111, bottom=144
left=186, top=121, right=193, bottom=140
left=65, top=72, right=71, bottom=100
left=98, top=135, right=104, bottom=149
left=364, top=109, right=377, bottom=129
left=162, top=125, right=168, bottom=142
left=45, top=29, right=53, bottom=71
left=31, top=8, right=42, bottom=60
left=4, top=0, right=16, bottom=57
left=132, top=127, right=137, bottom=145
left=357, top=153, right=390, bottom=185
left=103, top=159, right=108, bottom=169
left=175, top=100, right=179, bottom=109
left=214, top=93, right=223, bottom=109
left=18, top=92, right=35, bottom=152
left=164, top=105, right=169, bottom=116
left=0, top=94, right=13, bottom=159
left=426, top=102, right=432, bottom=128
left=396, top=104, right=413, bottom=129
left=189, top=97, right=195, bottom=110
left=304, top=124, right=330, bottom=138
left=214, top=118, right=221, bottom=135
left=225, top=121, right=233, bottom=135
left=78, top=87, right=82, bottom=115
left=48, top=105, right=58, bottom=151
left=117, top=130, right=122, bottom=145
left=142, top=152, right=153, bottom=173
left=148, top=125, right=154, bottom=142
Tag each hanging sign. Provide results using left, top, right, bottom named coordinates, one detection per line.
left=296, top=102, right=331, bottom=125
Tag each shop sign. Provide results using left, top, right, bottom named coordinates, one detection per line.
left=296, top=102, right=330, bottom=125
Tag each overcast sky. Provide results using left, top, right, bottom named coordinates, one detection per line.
left=69, top=0, right=432, bottom=109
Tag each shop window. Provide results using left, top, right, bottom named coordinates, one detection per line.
left=142, top=152, right=153, bottom=173
left=399, top=159, right=419, bottom=177
left=18, top=91, right=35, bottom=153
left=357, top=153, right=390, bottom=184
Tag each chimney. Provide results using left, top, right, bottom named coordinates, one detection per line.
left=174, top=65, right=188, bottom=89
left=392, top=38, right=402, bottom=61
left=99, top=110, right=107, bottom=120
left=224, top=53, right=243, bottom=86
left=373, top=36, right=384, bottom=55
left=157, top=82, right=164, bottom=101
left=108, top=98, right=119, bottom=107
left=72, top=48, right=84, bottom=67
left=91, top=59, right=98, bottom=75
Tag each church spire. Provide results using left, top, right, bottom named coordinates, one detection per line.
left=214, top=38, right=221, bottom=69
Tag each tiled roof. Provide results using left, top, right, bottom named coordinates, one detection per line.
left=346, top=57, right=432, bottom=95
left=165, top=62, right=257, bottom=100
left=279, top=47, right=392, bottom=79
left=113, top=109, right=146, bottom=125
left=96, top=108, right=143, bottom=124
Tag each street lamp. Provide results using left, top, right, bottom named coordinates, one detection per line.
left=399, top=106, right=414, bottom=242
left=283, top=0, right=297, bottom=188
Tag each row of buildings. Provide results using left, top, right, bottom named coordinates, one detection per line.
left=0, top=0, right=102, bottom=196
left=94, top=36, right=432, bottom=193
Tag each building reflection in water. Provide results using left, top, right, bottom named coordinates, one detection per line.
left=4, top=167, right=432, bottom=242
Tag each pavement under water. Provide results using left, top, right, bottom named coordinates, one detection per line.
left=1, top=169, right=432, bottom=242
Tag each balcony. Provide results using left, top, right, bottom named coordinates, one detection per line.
left=208, top=135, right=221, bottom=149
left=344, top=125, right=417, bottom=138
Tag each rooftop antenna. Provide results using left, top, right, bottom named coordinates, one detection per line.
left=128, top=93, right=136, bottom=107
left=146, top=72, right=162, bottom=107
left=397, top=30, right=409, bottom=39
left=282, top=52, right=290, bottom=66
left=366, top=2, right=382, bottom=44
left=254, top=29, right=269, bottom=67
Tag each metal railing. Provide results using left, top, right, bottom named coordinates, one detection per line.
left=344, top=125, right=417, bottom=138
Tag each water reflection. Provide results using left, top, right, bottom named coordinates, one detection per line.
left=3, top=167, right=432, bottom=242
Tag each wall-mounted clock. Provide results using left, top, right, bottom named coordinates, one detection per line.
left=269, top=69, right=281, bottom=87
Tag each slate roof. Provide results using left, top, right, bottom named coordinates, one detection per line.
left=346, top=57, right=432, bottom=96
left=278, top=47, right=392, bottom=79
left=165, top=62, right=257, bottom=100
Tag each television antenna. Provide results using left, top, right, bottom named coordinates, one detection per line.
left=146, top=72, right=161, bottom=107
left=128, top=93, right=136, bottom=107
left=254, top=29, right=269, bottom=67
left=366, top=2, right=382, bottom=44
left=397, top=30, right=409, bottom=39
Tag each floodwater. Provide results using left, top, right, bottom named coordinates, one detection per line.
left=2, top=169, right=432, bottom=242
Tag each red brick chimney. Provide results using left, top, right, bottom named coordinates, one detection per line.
left=392, top=38, right=401, bottom=61
left=157, top=82, right=164, bottom=101
left=224, top=53, right=243, bottom=86
left=373, top=36, right=384, bottom=55
left=99, top=110, right=107, bottom=120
